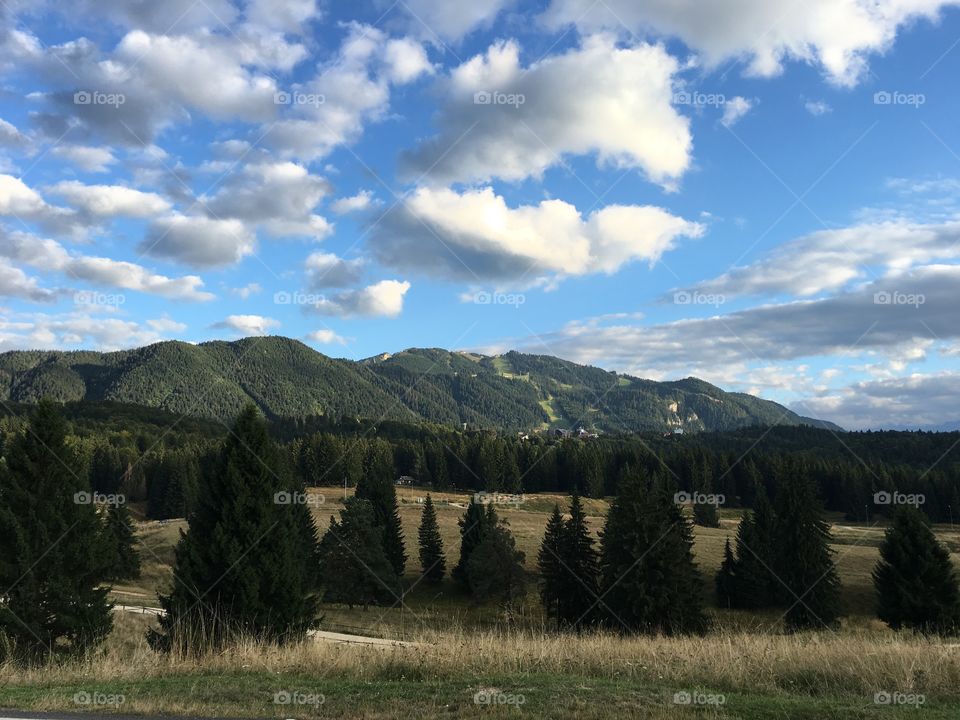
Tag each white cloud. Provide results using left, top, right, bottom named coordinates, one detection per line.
left=141, top=214, right=256, bottom=268
left=312, top=279, right=411, bottom=318
left=147, top=316, right=187, bottom=333
left=0, top=310, right=185, bottom=351
left=232, top=282, right=262, bottom=299
left=212, top=314, right=281, bottom=336
left=804, top=99, right=832, bottom=116
left=305, top=252, right=365, bottom=289
left=541, top=0, right=960, bottom=86
left=383, top=37, right=434, bottom=83
left=0, top=229, right=215, bottom=301
left=402, top=36, right=691, bottom=187
left=0, top=261, right=58, bottom=302
left=371, top=186, right=703, bottom=283
left=306, top=328, right=349, bottom=346
left=50, top=145, right=116, bottom=172
left=396, top=0, right=514, bottom=41
left=48, top=181, right=171, bottom=217
left=0, top=117, right=31, bottom=150
left=331, top=190, right=377, bottom=215
left=721, top=96, right=753, bottom=127
left=245, top=0, right=319, bottom=34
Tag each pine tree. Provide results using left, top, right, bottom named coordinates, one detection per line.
left=0, top=400, right=113, bottom=661
left=103, top=501, right=141, bottom=582
left=417, top=495, right=445, bottom=583
left=453, top=496, right=496, bottom=587
left=319, top=497, right=399, bottom=608
left=538, top=505, right=566, bottom=629
left=873, top=506, right=960, bottom=634
left=149, top=405, right=320, bottom=653
left=563, top=492, right=600, bottom=630
left=774, top=475, right=842, bottom=631
left=715, top=538, right=737, bottom=608
left=467, top=521, right=526, bottom=608
left=731, top=488, right=778, bottom=608
left=599, top=472, right=707, bottom=635
left=693, top=460, right=721, bottom=528
left=356, top=443, right=406, bottom=578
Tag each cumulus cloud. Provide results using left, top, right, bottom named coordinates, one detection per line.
left=0, top=229, right=214, bottom=301
left=541, top=0, right=960, bottom=86
left=50, top=144, right=116, bottom=172
left=0, top=173, right=80, bottom=236
left=331, top=190, right=378, bottom=215
left=48, top=181, right=171, bottom=217
left=402, top=36, right=691, bottom=187
left=0, top=117, right=31, bottom=150
left=721, top=96, right=753, bottom=127
left=682, top=219, right=960, bottom=299
left=395, top=0, right=514, bottom=41
left=0, top=261, right=59, bottom=302
left=212, top=314, right=281, bottom=336
left=311, top=279, right=411, bottom=318
left=370, top=186, right=703, bottom=284
left=140, top=215, right=256, bottom=268
left=305, top=252, right=365, bottom=289
left=804, top=99, right=832, bottom=116
left=202, top=160, right=331, bottom=239
left=0, top=310, right=186, bottom=351
left=306, top=328, right=349, bottom=346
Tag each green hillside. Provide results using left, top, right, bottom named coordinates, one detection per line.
left=0, top=338, right=840, bottom=432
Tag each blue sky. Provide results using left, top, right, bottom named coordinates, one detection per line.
left=2, top=0, right=960, bottom=429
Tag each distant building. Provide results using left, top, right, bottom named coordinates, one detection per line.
left=395, top=475, right=416, bottom=486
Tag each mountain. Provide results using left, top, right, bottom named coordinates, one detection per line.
left=0, top=337, right=841, bottom=432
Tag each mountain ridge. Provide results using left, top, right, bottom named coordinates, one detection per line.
left=0, top=336, right=842, bottom=432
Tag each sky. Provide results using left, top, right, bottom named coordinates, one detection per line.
left=1, top=0, right=960, bottom=430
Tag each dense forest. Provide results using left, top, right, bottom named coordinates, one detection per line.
left=4, top=400, right=955, bottom=525
left=0, top=337, right=839, bottom=432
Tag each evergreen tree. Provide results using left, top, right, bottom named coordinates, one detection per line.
left=356, top=443, right=406, bottom=578
left=731, top=488, right=778, bottom=608
left=599, top=472, right=707, bottom=635
left=467, top=521, right=526, bottom=607
left=103, top=501, right=141, bottom=582
left=538, top=505, right=566, bottom=629
left=149, top=406, right=320, bottom=653
left=319, top=497, right=399, bottom=608
left=563, top=492, right=600, bottom=630
left=715, top=538, right=737, bottom=609
left=693, top=460, right=721, bottom=528
left=417, top=495, right=445, bottom=583
left=873, top=506, right=960, bottom=634
left=453, top=496, right=496, bottom=587
left=774, top=475, right=842, bottom=631
left=0, top=400, right=113, bottom=661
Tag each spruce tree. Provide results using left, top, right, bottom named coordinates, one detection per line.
left=774, top=475, right=842, bottom=631
left=149, top=405, right=320, bottom=653
left=417, top=495, right=445, bottom=583
left=873, top=506, right=960, bottom=634
left=356, top=443, right=406, bottom=578
left=453, top=496, right=496, bottom=587
left=599, top=472, right=707, bottom=635
left=319, top=497, right=399, bottom=608
left=103, top=501, right=141, bottom=582
left=0, top=400, right=113, bottom=661
left=732, top=488, right=778, bottom=608
left=563, top=492, right=600, bottom=630
left=538, top=505, right=566, bottom=628
left=693, top=460, right=721, bottom=528
left=466, top=521, right=526, bottom=607
left=715, top=538, right=737, bottom=608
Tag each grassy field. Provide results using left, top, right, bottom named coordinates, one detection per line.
left=3, top=485, right=960, bottom=718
